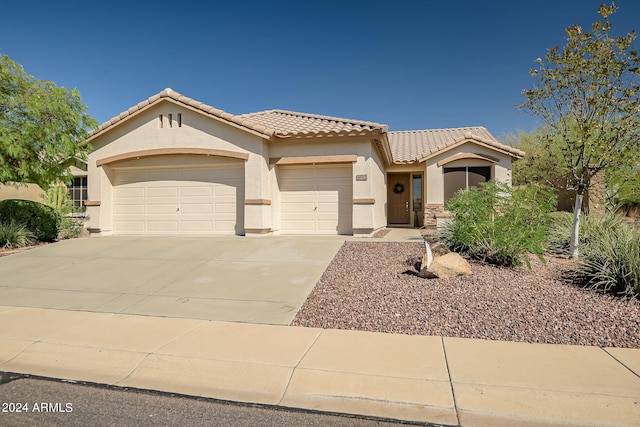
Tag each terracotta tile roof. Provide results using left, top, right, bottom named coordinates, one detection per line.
left=87, top=89, right=520, bottom=166
left=237, top=109, right=388, bottom=138
left=88, top=88, right=277, bottom=140
left=88, top=89, right=387, bottom=141
left=388, top=127, right=524, bottom=164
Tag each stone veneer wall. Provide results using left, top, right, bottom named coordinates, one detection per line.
left=424, top=204, right=445, bottom=227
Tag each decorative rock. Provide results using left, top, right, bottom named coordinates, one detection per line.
left=420, top=252, right=472, bottom=279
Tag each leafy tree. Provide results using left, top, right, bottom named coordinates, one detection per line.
left=607, top=163, right=640, bottom=214
left=519, top=4, right=640, bottom=258
left=0, top=54, right=96, bottom=188
left=509, top=127, right=569, bottom=187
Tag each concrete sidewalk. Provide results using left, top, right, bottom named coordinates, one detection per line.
left=0, top=305, right=639, bottom=426
left=380, top=227, right=424, bottom=242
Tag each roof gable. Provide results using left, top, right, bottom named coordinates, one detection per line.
left=388, top=127, right=524, bottom=164
left=87, top=88, right=276, bottom=141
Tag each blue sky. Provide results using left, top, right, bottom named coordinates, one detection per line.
left=2, top=0, right=639, bottom=140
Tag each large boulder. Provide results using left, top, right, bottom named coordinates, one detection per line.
left=420, top=252, right=471, bottom=279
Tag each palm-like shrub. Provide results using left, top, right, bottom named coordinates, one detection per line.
left=555, top=213, right=640, bottom=296
left=441, top=181, right=556, bottom=268
left=0, top=220, right=36, bottom=249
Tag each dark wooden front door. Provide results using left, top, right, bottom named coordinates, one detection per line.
left=388, top=173, right=410, bottom=224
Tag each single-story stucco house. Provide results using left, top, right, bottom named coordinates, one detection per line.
left=84, top=88, right=524, bottom=236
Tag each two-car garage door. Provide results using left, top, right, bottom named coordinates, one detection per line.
left=279, top=164, right=352, bottom=235
left=113, top=164, right=244, bottom=235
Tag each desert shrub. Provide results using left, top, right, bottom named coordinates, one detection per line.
left=44, top=185, right=83, bottom=239
left=0, top=199, right=60, bottom=242
left=0, top=220, right=36, bottom=249
left=568, top=214, right=640, bottom=296
left=545, top=211, right=628, bottom=255
left=441, top=181, right=556, bottom=268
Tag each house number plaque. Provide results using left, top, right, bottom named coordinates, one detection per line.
left=356, top=174, right=367, bottom=181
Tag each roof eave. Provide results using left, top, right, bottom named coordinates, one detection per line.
left=87, top=89, right=275, bottom=142
left=416, top=138, right=524, bottom=163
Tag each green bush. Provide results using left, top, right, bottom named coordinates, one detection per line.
left=558, top=214, right=640, bottom=296
left=0, top=220, right=36, bottom=249
left=441, top=181, right=557, bottom=268
left=0, top=199, right=60, bottom=242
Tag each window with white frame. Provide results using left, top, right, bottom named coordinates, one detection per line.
left=68, top=177, right=88, bottom=210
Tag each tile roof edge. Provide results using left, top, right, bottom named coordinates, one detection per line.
left=88, top=88, right=275, bottom=140
left=241, top=108, right=389, bottom=131
left=388, top=126, right=488, bottom=134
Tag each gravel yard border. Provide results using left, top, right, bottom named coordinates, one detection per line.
left=291, top=240, right=640, bottom=348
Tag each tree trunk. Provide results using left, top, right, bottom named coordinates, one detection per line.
left=569, top=186, right=585, bottom=258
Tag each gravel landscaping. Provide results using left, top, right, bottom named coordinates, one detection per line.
left=291, top=240, right=640, bottom=348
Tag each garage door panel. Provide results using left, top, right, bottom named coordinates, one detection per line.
left=114, top=203, right=145, bottom=214
left=146, top=204, right=178, bottom=214
left=114, top=221, right=145, bottom=232
left=317, top=202, right=339, bottom=213
left=181, top=221, right=213, bottom=232
left=146, top=221, right=179, bottom=232
left=113, top=164, right=243, bottom=235
left=214, top=202, right=237, bottom=214
left=279, top=165, right=352, bottom=235
left=180, top=203, right=212, bottom=214
left=180, top=186, right=213, bottom=197
left=280, top=219, right=316, bottom=233
left=147, top=187, right=178, bottom=198
left=115, top=187, right=145, bottom=198
left=214, top=184, right=238, bottom=197
left=213, top=219, right=237, bottom=232
left=317, top=219, right=340, bottom=232
left=282, top=201, right=316, bottom=213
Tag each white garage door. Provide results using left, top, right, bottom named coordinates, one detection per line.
left=113, top=165, right=244, bottom=235
left=279, top=164, right=352, bottom=235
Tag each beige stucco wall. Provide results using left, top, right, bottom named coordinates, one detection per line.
left=86, top=101, right=389, bottom=236
left=86, top=101, right=269, bottom=235
left=425, top=141, right=514, bottom=206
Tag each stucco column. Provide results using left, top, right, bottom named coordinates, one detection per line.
left=352, top=156, right=375, bottom=236
left=243, top=150, right=273, bottom=234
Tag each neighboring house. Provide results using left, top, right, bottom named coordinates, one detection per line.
left=0, top=166, right=88, bottom=207
left=85, top=89, right=523, bottom=236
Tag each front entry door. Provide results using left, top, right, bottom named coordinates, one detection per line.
left=388, top=173, right=410, bottom=224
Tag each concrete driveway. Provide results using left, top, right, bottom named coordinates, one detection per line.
left=0, top=236, right=344, bottom=324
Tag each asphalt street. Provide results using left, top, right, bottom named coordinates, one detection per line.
left=0, top=374, right=442, bottom=427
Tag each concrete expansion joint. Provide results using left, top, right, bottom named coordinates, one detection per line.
left=277, top=328, right=325, bottom=406
left=601, top=347, right=640, bottom=381
left=150, top=320, right=208, bottom=354
left=440, top=336, right=460, bottom=427
left=116, top=351, right=154, bottom=385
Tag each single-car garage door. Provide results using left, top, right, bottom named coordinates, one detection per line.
left=113, top=164, right=244, bottom=235
left=279, top=164, right=352, bottom=235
